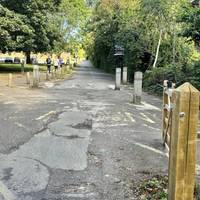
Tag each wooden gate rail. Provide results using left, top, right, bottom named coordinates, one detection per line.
left=162, top=80, right=175, bottom=150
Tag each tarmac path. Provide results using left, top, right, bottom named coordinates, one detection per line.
left=0, top=60, right=199, bottom=199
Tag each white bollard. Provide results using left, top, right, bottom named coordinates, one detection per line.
left=123, top=67, right=128, bottom=84
left=33, top=65, right=39, bottom=87
left=115, top=68, right=121, bottom=90
left=8, top=73, right=12, bottom=87
left=133, top=71, right=143, bottom=104
left=26, top=72, right=30, bottom=84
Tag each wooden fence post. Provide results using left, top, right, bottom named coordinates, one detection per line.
left=168, top=82, right=199, bottom=200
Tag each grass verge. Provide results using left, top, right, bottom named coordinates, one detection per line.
left=0, top=63, right=46, bottom=73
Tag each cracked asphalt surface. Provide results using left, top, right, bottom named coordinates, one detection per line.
left=0, top=60, right=199, bottom=200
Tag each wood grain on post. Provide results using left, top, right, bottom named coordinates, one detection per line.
left=168, top=82, right=199, bottom=200
left=184, top=84, right=199, bottom=199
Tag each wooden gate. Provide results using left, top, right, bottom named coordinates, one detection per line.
left=162, top=80, right=175, bottom=150
left=162, top=81, right=200, bottom=200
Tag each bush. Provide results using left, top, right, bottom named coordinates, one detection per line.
left=191, top=61, right=200, bottom=91
left=143, top=65, right=193, bottom=95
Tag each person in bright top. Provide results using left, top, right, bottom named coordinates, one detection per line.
left=46, top=56, right=52, bottom=73
left=59, top=57, right=64, bottom=68
left=54, top=56, right=60, bottom=71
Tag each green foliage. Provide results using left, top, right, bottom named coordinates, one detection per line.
left=86, top=0, right=193, bottom=77
left=0, top=0, right=89, bottom=57
left=143, top=65, right=193, bottom=95
left=84, top=0, right=200, bottom=93
left=0, top=4, right=31, bottom=52
left=179, top=2, right=200, bottom=48
left=190, top=61, right=200, bottom=90
left=0, top=63, right=46, bottom=73
left=195, top=183, right=200, bottom=200
left=1, top=0, right=63, bottom=54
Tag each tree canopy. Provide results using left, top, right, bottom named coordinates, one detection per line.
left=0, top=4, right=31, bottom=53
left=0, top=0, right=89, bottom=62
left=85, top=0, right=196, bottom=72
left=180, top=2, right=200, bottom=48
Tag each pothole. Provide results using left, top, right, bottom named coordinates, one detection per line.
left=72, top=119, right=92, bottom=130
left=54, top=134, right=84, bottom=140
left=66, top=135, right=83, bottom=139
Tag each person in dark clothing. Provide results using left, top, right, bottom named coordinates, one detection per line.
left=46, top=56, right=52, bottom=73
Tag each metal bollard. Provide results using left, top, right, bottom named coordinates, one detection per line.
left=133, top=71, right=143, bottom=104
left=115, top=68, right=121, bottom=90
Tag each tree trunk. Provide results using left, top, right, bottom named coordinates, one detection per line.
left=153, top=29, right=162, bottom=68
left=26, top=51, right=31, bottom=64
left=173, top=29, right=176, bottom=66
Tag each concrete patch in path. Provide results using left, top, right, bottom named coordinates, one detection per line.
left=10, top=132, right=90, bottom=170
left=0, top=156, right=49, bottom=196
left=58, top=111, right=91, bottom=126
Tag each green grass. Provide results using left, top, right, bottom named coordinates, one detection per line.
left=0, top=63, right=46, bottom=73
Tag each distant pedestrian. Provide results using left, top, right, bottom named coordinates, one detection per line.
left=54, top=57, right=59, bottom=71
left=59, top=57, right=63, bottom=68
left=46, top=56, right=52, bottom=73
left=66, top=58, right=70, bottom=65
